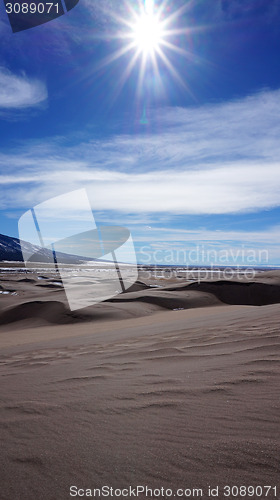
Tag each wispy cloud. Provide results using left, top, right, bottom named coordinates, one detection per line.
left=133, top=225, right=280, bottom=265
left=0, top=87, right=280, bottom=216
left=0, top=67, right=47, bottom=109
left=134, top=224, right=280, bottom=245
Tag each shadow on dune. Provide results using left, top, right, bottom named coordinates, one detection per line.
left=0, top=280, right=280, bottom=328
left=172, top=281, right=280, bottom=306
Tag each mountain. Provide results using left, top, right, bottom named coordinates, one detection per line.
left=0, top=234, right=25, bottom=262
left=0, top=233, right=91, bottom=264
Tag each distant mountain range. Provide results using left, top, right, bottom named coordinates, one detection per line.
left=0, top=233, right=91, bottom=264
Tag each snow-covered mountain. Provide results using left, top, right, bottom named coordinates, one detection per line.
left=0, top=233, right=26, bottom=262
left=0, top=233, right=90, bottom=264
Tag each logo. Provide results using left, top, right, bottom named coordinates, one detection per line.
left=18, top=189, right=138, bottom=311
left=4, top=0, right=80, bottom=33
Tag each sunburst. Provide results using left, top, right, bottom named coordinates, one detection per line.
left=96, top=0, right=202, bottom=102
left=130, top=0, right=165, bottom=56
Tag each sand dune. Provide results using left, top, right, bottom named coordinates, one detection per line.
left=0, top=269, right=280, bottom=499
left=0, top=273, right=280, bottom=329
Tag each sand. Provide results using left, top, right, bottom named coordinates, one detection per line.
left=0, top=268, right=280, bottom=499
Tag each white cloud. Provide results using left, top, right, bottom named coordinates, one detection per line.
left=0, top=87, right=280, bottom=215
left=0, top=161, right=279, bottom=215
left=133, top=224, right=280, bottom=245
left=0, top=67, right=47, bottom=109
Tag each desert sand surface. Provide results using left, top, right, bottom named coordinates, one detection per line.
left=0, top=268, right=280, bottom=499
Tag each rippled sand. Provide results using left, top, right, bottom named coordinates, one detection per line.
left=0, top=268, right=279, bottom=499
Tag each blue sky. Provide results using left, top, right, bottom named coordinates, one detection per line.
left=0, top=0, right=280, bottom=266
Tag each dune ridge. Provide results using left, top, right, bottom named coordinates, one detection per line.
left=1, top=275, right=280, bottom=328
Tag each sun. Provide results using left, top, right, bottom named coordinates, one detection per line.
left=131, top=10, right=164, bottom=55
left=95, top=0, right=202, bottom=104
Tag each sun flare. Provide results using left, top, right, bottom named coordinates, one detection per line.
left=132, top=11, right=164, bottom=55
left=96, top=0, right=200, bottom=104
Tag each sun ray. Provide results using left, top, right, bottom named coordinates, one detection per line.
left=160, top=39, right=194, bottom=58
left=160, top=37, right=216, bottom=71
left=112, top=50, right=142, bottom=103
left=156, top=45, right=197, bottom=100
left=94, top=42, right=136, bottom=72
left=136, top=53, right=148, bottom=98
left=156, top=46, right=187, bottom=88
left=150, top=50, right=165, bottom=97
